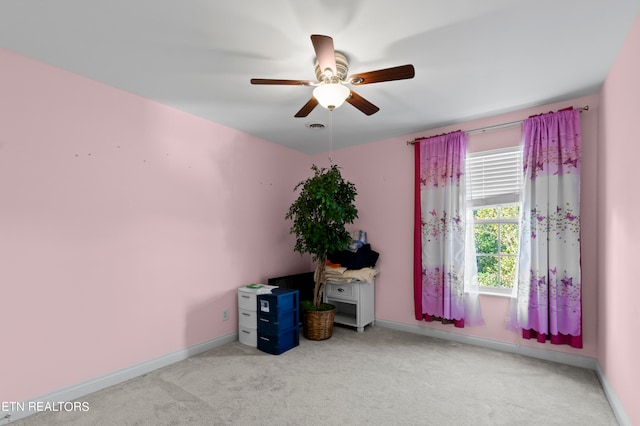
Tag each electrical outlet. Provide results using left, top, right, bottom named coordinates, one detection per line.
left=222, top=309, right=229, bottom=321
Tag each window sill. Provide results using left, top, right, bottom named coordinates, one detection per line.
left=478, top=288, right=513, bottom=298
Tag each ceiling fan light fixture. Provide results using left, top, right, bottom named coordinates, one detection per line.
left=250, top=35, right=414, bottom=117
left=313, top=83, right=350, bottom=111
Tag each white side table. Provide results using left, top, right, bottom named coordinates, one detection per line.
left=323, top=280, right=375, bottom=332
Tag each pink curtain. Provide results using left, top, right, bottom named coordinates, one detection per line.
left=508, top=108, right=582, bottom=348
left=414, top=131, right=483, bottom=327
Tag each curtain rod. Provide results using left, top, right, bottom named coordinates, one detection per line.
left=406, top=105, right=589, bottom=145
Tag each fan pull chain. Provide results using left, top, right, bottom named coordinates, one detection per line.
left=328, top=109, right=334, bottom=165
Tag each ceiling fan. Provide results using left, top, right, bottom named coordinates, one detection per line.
left=250, top=34, right=415, bottom=117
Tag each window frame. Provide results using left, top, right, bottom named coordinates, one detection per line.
left=466, top=146, right=523, bottom=296
left=473, top=203, right=519, bottom=295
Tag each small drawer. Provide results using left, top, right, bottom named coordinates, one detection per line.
left=238, top=326, right=257, bottom=347
left=238, top=291, right=258, bottom=311
left=257, top=326, right=299, bottom=355
left=238, top=285, right=278, bottom=311
left=239, top=308, right=257, bottom=328
left=325, top=283, right=357, bottom=301
left=257, top=308, right=299, bottom=335
left=257, top=289, right=299, bottom=315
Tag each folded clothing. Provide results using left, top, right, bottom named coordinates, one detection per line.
left=328, top=244, right=379, bottom=270
left=325, top=266, right=378, bottom=284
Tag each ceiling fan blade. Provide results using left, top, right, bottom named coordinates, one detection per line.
left=250, top=78, right=314, bottom=86
left=348, top=64, right=415, bottom=85
left=294, top=97, right=319, bottom=118
left=311, top=34, right=337, bottom=77
left=346, top=90, right=380, bottom=116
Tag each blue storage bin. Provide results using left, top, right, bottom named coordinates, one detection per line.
left=257, top=308, right=299, bottom=335
left=256, top=289, right=300, bottom=355
left=257, top=326, right=300, bottom=355
left=257, top=288, right=299, bottom=316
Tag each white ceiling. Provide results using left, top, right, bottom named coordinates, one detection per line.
left=2, top=1, right=639, bottom=154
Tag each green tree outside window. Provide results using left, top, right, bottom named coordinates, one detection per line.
left=474, top=204, right=519, bottom=289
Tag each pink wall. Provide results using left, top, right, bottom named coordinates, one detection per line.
left=3, top=15, right=639, bottom=419
left=0, top=49, right=310, bottom=403
left=322, top=91, right=600, bottom=359
left=597, top=15, right=640, bottom=426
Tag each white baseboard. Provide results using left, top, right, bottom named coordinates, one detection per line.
left=3, top=324, right=631, bottom=425
left=376, top=319, right=632, bottom=423
left=595, top=361, right=632, bottom=426
left=376, top=319, right=596, bottom=369
left=1, top=332, right=238, bottom=424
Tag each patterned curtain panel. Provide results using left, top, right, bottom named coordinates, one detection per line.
left=413, top=131, right=484, bottom=327
left=509, top=108, right=583, bottom=348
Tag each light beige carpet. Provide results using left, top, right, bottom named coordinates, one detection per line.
left=12, top=325, right=616, bottom=425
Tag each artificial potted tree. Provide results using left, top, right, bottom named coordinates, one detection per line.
left=286, top=164, right=358, bottom=340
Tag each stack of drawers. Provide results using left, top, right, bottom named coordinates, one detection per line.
left=237, top=284, right=277, bottom=347
left=257, top=288, right=300, bottom=355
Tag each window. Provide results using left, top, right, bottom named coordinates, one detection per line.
left=466, top=147, right=522, bottom=293
left=473, top=204, right=519, bottom=292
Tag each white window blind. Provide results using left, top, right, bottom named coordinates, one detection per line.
left=466, top=147, right=523, bottom=207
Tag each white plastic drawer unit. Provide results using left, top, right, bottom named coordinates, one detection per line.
left=237, top=284, right=278, bottom=347
left=325, top=282, right=357, bottom=301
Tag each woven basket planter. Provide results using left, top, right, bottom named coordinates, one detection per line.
left=302, top=306, right=336, bottom=340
